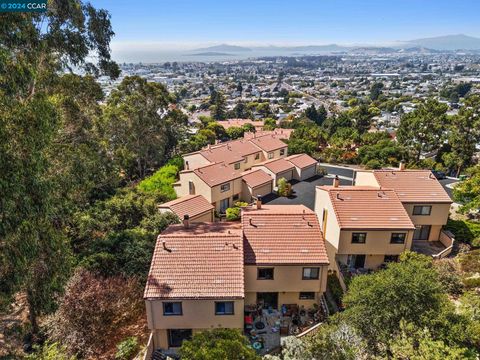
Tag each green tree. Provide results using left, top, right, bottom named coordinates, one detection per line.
left=211, top=91, right=227, bottom=120
left=370, top=82, right=384, bottom=101
left=102, top=76, right=185, bottom=180
left=341, top=252, right=448, bottom=348
left=264, top=117, right=277, bottom=130
left=443, top=95, right=480, bottom=176
left=226, top=126, right=245, bottom=140
left=397, top=99, right=448, bottom=161
left=179, top=329, right=259, bottom=360
left=453, top=165, right=480, bottom=213
left=389, top=322, right=478, bottom=360
left=0, top=0, right=118, bottom=333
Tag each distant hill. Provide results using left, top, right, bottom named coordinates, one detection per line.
left=405, top=34, right=480, bottom=50
left=187, top=52, right=233, bottom=56
left=193, top=44, right=252, bottom=52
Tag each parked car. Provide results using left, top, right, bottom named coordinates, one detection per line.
left=431, top=170, right=446, bottom=180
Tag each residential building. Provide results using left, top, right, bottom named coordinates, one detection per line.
left=355, top=167, right=452, bottom=243
left=315, top=184, right=415, bottom=271
left=144, top=204, right=329, bottom=352
left=174, top=133, right=317, bottom=212
left=157, top=194, right=214, bottom=222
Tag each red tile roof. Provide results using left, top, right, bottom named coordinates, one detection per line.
left=286, top=154, right=318, bottom=169
left=144, top=223, right=244, bottom=299
left=193, top=162, right=242, bottom=187
left=249, top=134, right=288, bottom=152
left=318, top=186, right=415, bottom=230
left=158, top=195, right=213, bottom=220
left=199, top=139, right=261, bottom=165
left=244, top=129, right=293, bottom=140
left=242, top=169, right=273, bottom=188
left=220, top=119, right=264, bottom=130
left=242, top=205, right=329, bottom=265
left=372, top=170, right=452, bottom=203
left=261, top=158, right=295, bottom=174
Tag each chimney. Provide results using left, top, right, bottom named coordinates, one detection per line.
left=399, top=161, right=406, bottom=171
left=333, top=175, right=340, bottom=188
left=185, top=161, right=189, bottom=170
left=183, top=214, right=190, bottom=229
left=256, top=195, right=262, bottom=210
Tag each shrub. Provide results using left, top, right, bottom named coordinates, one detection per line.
left=137, top=164, right=179, bottom=200
left=434, top=259, right=464, bottom=295
left=327, top=272, right=344, bottom=307
left=317, top=166, right=327, bottom=176
left=179, top=329, right=259, bottom=360
left=458, top=250, right=480, bottom=274
left=277, top=177, right=292, bottom=197
left=27, top=342, right=76, bottom=360
left=234, top=201, right=248, bottom=207
left=47, top=269, right=144, bottom=358
left=364, top=159, right=382, bottom=169
left=226, top=207, right=241, bottom=221
left=115, top=337, right=139, bottom=360
left=462, top=276, right=480, bottom=289
left=446, top=219, right=480, bottom=248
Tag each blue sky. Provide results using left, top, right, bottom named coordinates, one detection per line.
left=91, top=0, right=480, bottom=48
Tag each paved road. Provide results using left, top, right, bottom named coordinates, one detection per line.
left=264, top=164, right=458, bottom=210
left=263, top=175, right=352, bottom=210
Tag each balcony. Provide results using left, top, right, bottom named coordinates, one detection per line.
left=411, top=229, right=455, bottom=259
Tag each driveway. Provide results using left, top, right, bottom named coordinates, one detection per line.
left=263, top=175, right=352, bottom=210
left=263, top=164, right=458, bottom=210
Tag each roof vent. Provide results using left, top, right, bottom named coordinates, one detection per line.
left=336, top=193, right=343, bottom=201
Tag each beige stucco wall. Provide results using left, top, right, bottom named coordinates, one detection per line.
left=241, top=181, right=273, bottom=203
left=244, top=265, right=328, bottom=294
left=174, top=171, right=212, bottom=200
left=315, top=188, right=342, bottom=265
left=183, top=153, right=211, bottom=170
left=191, top=210, right=214, bottom=222
left=403, top=203, right=451, bottom=226
left=338, top=229, right=414, bottom=256
left=146, top=299, right=244, bottom=331
left=210, top=178, right=243, bottom=212
left=354, top=171, right=380, bottom=187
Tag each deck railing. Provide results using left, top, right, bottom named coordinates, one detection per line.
left=143, top=332, right=154, bottom=360
left=433, top=230, right=455, bottom=259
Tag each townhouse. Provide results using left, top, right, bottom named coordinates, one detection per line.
left=315, top=183, right=415, bottom=270
left=174, top=133, right=317, bottom=212
left=157, top=194, right=214, bottom=222
left=144, top=204, right=329, bottom=352
left=355, top=166, right=453, bottom=244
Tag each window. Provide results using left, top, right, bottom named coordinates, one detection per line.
left=233, top=194, right=239, bottom=201
left=299, top=292, right=315, bottom=300
left=234, top=162, right=240, bottom=170
left=352, top=233, right=367, bottom=244
left=215, top=301, right=234, bottom=315
left=413, top=225, right=431, bottom=241
left=188, top=181, right=194, bottom=195
left=268, top=152, right=274, bottom=159
left=280, top=149, right=285, bottom=156
left=168, top=329, right=192, bottom=348
left=384, top=255, right=399, bottom=263
left=255, top=153, right=260, bottom=160
left=220, top=183, right=230, bottom=192
left=257, top=268, right=274, bottom=280
left=390, top=233, right=406, bottom=244
left=302, top=267, right=320, bottom=280
left=413, top=205, right=432, bottom=216
left=163, top=302, right=182, bottom=316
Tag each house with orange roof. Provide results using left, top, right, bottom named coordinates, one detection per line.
left=157, top=195, right=214, bottom=222
left=144, top=203, right=329, bottom=353
left=355, top=164, right=453, bottom=247
left=174, top=132, right=318, bottom=213
left=315, top=181, right=416, bottom=272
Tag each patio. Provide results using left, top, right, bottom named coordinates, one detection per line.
left=411, top=240, right=447, bottom=256
left=244, top=303, right=326, bottom=355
